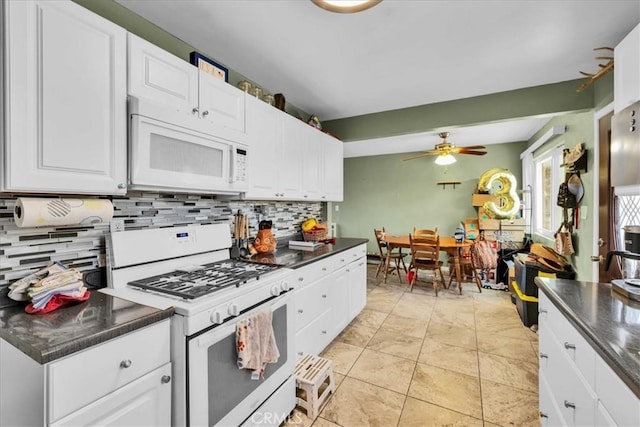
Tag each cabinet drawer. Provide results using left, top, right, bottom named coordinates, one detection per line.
left=539, top=292, right=595, bottom=389
left=295, top=309, right=331, bottom=358
left=294, top=278, right=330, bottom=332
left=47, top=320, right=170, bottom=423
left=595, top=353, right=640, bottom=427
left=539, top=323, right=596, bottom=426
left=51, top=362, right=172, bottom=427
left=293, top=257, right=335, bottom=289
left=540, top=374, right=566, bottom=427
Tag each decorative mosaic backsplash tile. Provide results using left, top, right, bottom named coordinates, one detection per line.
left=0, top=192, right=322, bottom=289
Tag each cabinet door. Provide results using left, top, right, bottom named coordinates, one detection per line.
left=347, top=258, right=367, bottom=321
left=279, top=114, right=303, bottom=199
left=51, top=363, right=172, bottom=427
left=329, top=268, right=350, bottom=337
left=614, top=23, right=640, bottom=113
left=322, top=133, right=344, bottom=202
left=198, top=71, right=246, bottom=135
left=127, top=33, right=198, bottom=115
left=245, top=96, right=282, bottom=198
left=4, top=0, right=127, bottom=195
left=301, top=128, right=323, bottom=200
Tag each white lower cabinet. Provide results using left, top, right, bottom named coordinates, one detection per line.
left=538, top=292, right=640, bottom=426
left=0, top=320, right=171, bottom=427
left=294, top=244, right=367, bottom=358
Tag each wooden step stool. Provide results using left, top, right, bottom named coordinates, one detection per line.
left=294, top=354, right=336, bottom=419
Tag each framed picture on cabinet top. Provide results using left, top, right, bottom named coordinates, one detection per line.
left=189, top=51, right=229, bottom=82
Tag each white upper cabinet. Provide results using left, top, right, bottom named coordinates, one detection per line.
left=322, top=133, right=344, bottom=202
left=127, top=33, right=198, bottom=115
left=301, top=125, right=324, bottom=201
left=244, top=97, right=302, bottom=200
left=2, top=0, right=127, bottom=195
left=128, top=34, right=245, bottom=142
left=615, top=23, right=640, bottom=113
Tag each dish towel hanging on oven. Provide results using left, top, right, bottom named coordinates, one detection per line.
left=236, top=309, right=280, bottom=380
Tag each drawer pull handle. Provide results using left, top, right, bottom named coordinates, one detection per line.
left=120, top=360, right=132, bottom=369
left=322, top=294, right=327, bottom=298
left=298, top=277, right=304, bottom=281
left=322, top=268, right=327, bottom=271
left=298, top=351, right=303, bottom=356
left=321, top=330, right=327, bottom=334
left=539, top=352, right=548, bottom=359
left=161, top=375, right=171, bottom=384
left=539, top=308, right=548, bottom=314
left=298, top=309, right=304, bottom=314
left=539, top=412, right=548, bottom=419
left=564, top=342, right=576, bottom=350
left=564, top=400, right=575, bottom=409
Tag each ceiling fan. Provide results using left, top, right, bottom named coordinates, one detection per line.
left=402, top=132, right=487, bottom=164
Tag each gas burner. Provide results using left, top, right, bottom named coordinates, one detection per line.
left=127, top=259, right=281, bottom=300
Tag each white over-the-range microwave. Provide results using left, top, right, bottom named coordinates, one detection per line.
left=128, top=97, right=248, bottom=194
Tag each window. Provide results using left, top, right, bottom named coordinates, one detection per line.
left=531, top=145, right=564, bottom=239
left=616, top=187, right=640, bottom=250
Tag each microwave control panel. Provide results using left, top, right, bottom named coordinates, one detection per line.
left=234, top=147, right=248, bottom=185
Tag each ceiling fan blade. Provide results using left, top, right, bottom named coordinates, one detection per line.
left=460, top=145, right=486, bottom=150
left=402, top=152, right=438, bottom=161
left=456, top=149, right=487, bottom=155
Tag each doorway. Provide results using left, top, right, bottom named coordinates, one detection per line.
left=596, top=107, right=620, bottom=282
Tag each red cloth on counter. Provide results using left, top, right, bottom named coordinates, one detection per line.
left=25, top=290, right=91, bottom=314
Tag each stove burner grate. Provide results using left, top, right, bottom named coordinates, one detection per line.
left=127, top=259, right=281, bottom=300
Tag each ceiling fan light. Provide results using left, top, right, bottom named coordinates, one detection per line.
left=435, top=154, right=456, bottom=165
left=311, top=0, right=382, bottom=13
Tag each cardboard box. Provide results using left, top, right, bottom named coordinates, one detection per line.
left=464, top=218, right=479, bottom=240
left=478, top=207, right=500, bottom=230
left=501, top=218, right=526, bottom=229
left=472, top=193, right=498, bottom=207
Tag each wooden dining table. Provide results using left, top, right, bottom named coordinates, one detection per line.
left=383, top=235, right=472, bottom=294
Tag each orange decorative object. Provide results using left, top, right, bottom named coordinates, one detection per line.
left=253, top=229, right=277, bottom=254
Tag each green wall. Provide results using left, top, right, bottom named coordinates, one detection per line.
left=333, top=142, right=527, bottom=256
left=526, top=111, right=596, bottom=280
left=323, top=80, right=595, bottom=141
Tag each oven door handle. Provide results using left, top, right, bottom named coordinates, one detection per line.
left=195, top=291, right=290, bottom=348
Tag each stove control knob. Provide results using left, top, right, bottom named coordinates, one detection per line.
left=280, top=281, right=290, bottom=292
left=210, top=311, right=223, bottom=324
left=271, top=285, right=281, bottom=296
left=228, top=303, right=239, bottom=317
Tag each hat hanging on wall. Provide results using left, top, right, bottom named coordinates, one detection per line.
left=567, top=173, right=584, bottom=204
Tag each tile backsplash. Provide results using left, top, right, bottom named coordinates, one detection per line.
left=0, top=192, right=322, bottom=289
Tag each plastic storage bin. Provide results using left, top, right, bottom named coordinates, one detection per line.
left=512, top=280, right=538, bottom=327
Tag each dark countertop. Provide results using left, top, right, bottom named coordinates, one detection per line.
left=248, top=237, right=369, bottom=268
left=0, top=291, right=174, bottom=364
left=535, top=277, right=640, bottom=398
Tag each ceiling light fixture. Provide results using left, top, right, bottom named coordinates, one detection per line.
left=311, top=0, right=382, bottom=13
left=434, top=154, right=456, bottom=166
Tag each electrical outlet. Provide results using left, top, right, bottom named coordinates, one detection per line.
left=110, top=218, right=125, bottom=233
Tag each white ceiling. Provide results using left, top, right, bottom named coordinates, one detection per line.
left=116, top=0, right=640, bottom=151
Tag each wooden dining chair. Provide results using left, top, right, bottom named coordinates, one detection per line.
left=447, top=244, right=482, bottom=293
left=374, top=228, right=407, bottom=283
left=408, top=234, right=446, bottom=295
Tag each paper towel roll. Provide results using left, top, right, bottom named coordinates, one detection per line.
left=14, top=198, right=114, bottom=228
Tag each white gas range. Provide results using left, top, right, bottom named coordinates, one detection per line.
left=101, top=223, right=296, bottom=427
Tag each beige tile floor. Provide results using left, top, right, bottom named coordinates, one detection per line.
left=286, top=264, right=540, bottom=427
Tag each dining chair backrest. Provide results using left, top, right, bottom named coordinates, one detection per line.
left=409, top=234, right=440, bottom=266
left=413, top=228, right=438, bottom=240
left=374, top=227, right=389, bottom=254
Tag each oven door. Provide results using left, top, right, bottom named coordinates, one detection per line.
left=187, top=291, right=294, bottom=427
left=129, top=113, right=237, bottom=194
